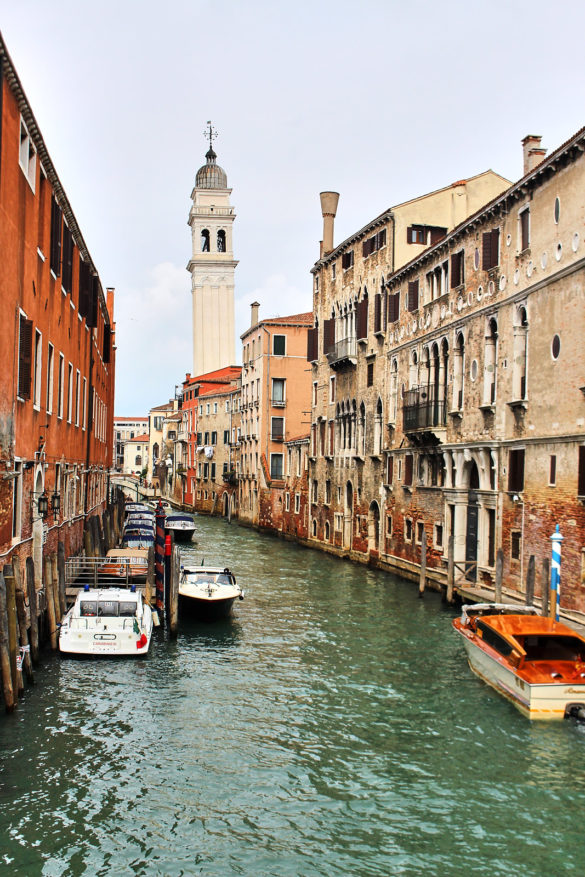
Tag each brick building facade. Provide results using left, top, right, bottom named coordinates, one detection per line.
left=0, top=34, right=115, bottom=580
left=307, top=127, right=585, bottom=614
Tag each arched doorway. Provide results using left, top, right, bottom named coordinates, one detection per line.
left=465, top=460, right=480, bottom=581
left=368, top=501, right=380, bottom=553
left=343, top=481, right=353, bottom=550
left=223, top=492, right=229, bottom=517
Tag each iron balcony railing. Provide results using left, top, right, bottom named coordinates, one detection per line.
left=403, top=385, right=447, bottom=432
left=326, top=337, right=357, bottom=367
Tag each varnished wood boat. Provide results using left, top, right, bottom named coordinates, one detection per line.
left=453, top=604, right=585, bottom=720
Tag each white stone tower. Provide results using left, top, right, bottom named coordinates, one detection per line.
left=187, top=123, right=237, bottom=376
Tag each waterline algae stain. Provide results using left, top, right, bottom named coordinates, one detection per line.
left=1, top=516, right=585, bottom=875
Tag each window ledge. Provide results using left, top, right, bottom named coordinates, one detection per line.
left=357, top=337, right=367, bottom=345
left=403, top=485, right=413, bottom=494
left=353, top=454, right=365, bottom=462
left=369, top=453, right=383, bottom=461
left=479, top=403, right=495, bottom=413
left=507, top=399, right=528, bottom=411
left=448, top=409, right=463, bottom=419
left=374, top=329, right=385, bottom=338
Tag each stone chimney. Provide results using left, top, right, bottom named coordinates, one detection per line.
left=522, top=135, right=547, bottom=175
left=320, top=191, right=339, bottom=257
left=250, top=301, right=260, bottom=327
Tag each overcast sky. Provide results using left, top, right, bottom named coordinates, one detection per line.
left=2, top=1, right=584, bottom=414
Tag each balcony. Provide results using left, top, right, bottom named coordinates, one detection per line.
left=271, top=432, right=284, bottom=443
left=271, top=398, right=286, bottom=408
left=222, top=471, right=238, bottom=485
left=403, top=386, right=446, bottom=441
left=326, top=337, right=357, bottom=370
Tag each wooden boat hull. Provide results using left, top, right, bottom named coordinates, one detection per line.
left=456, top=626, right=585, bottom=720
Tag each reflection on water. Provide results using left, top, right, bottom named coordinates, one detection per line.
left=1, top=516, right=585, bottom=876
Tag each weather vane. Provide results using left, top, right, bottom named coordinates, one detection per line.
left=203, top=121, right=218, bottom=151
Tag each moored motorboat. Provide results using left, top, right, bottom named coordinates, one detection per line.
left=453, top=603, right=585, bottom=720
left=165, top=513, right=196, bottom=543
left=59, top=586, right=153, bottom=656
left=179, top=565, right=243, bottom=620
left=98, top=548, right=149, bottom=584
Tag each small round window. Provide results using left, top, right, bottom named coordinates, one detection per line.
left=554, top=197, right=560, bottom=224
left=552, top=334, right=561, bottom=360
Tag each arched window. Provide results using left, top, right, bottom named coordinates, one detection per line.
left=374, top=398, right=383, bottom=455
left=217, top=230, right=226, bottom=252
left=358, top=402, right=366, bottom=456
left=512, top=306, right=528, bottom=401
left=453, top=332, right=465, bottom=411
left=483, top=318, right=498, bottom=405
left=153, top=442, right=159, bottom=461
left=201, top=229, right=210, bottom=252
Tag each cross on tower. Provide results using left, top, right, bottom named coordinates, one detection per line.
left=203, top=121, right=218, bottom=151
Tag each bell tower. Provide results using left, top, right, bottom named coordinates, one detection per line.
left=187, top=122, right=237, bottom=376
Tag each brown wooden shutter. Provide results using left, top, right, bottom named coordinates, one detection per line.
left=491, top=228, right=500, bottom=268
left=520, top=210, right=530, bottom=250
left=408, top=280, right=419, bottom=312
left=378, top=228, right=387, bottom=249
left=18, top=315, right=33, bottom=399
left=357, top=297, right=368, bottom=339
left=307, top=327, right=318, bottom=362
left=103, top=324, right=111, bottom=364
left=508, top=449, right=525, bottom=492
left=579, top=447, right=585, bottom=497
left=451, top=252, right=462, bottom=288
left=430, top=227, right=446, bottom=245
left=87, top=275, right=98, bottom=328
left=62, top=225, right=73, bottom=293
left=374, top=293, right=382, bottom=333
left=482, top=231, right=493, bottom=270
left=50, top=197, right=62, bottom=276
left=78, top=258, right=90, bottom=318
left=323, top=318, right=335, bottom=354
left=388, top=292, right=400, bottom=323
left=404, top=454, right=413, bottom=486
left=387, top=455, right=393, bottom=484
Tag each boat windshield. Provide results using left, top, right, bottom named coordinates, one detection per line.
left=191, top=572, right=233, bottom=586
left=80, top=601, right=98, bottom=616
left=517, top=635, right=585, bottom=662
left=118, top=601, right=138, bottom=617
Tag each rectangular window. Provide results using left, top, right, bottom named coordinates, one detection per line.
left=482, top=228, right=500, bottom=271
left=285, top=492, right=290, bottom=512
left=387, top=455, right=394, bottom=485
left=434, top=523, right=443, bottom=549
left=19, top=119, right=37, bottom=191
left=520, top=208, right=530, bottom=251
left=508, top=448, right=525, bottom=493
left=312, top=479, right=318, bottom=503
left=295, top=493, right=300, bottom=514
left=331, top=263, right=336, bottom=280
left=46, top=343, right=54, bottom=413
left=416, top=521, right=425, bottom=544
left=82, top=377, right=87, bottom=429
left=273, top=335, right=286, bottom=356
left=18, top=314, right=33, bottom=400
left=33, top=329, right=42, bottom=409
left=325, top=479, right=331, bottom=504
left=271, top=417, right=284, bottom=442
left=407, top=225, right=426, bottom=244
left=57, top=354, right=64, bottom=417
left=342, top=250, right=354, bottom=270
left=272, top=378, right=285, bottom=404
left=204, top=463, right=209, bottom=479
left=367, top=362, right=374, bottom=387
left=511, top=531, right=522, bottom=561
left=211, top=431, right=217, bottom=445
left=270, top=454, right=284, bottom=479
left=330, top=376, right=335, bottom=403
left=67, top=363, right=73, bottom=423
left=549, top=455, right=557, bottom=486
left=75, top=370, right=80, bottom=426
left=211, top=463, right=216, bottom=480
left=223, top=430, right=229, bottom=444
left=313, top=382, right=318, bottom=406
left=405, top=518, right=413, bottom=542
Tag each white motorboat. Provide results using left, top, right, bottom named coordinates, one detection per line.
left=453, top=603, right=585, bottom=720
left=165, top=513, right=196, bottom=543
left=179, top=565, right=243, bottom=620
left=59, top=586, right=153, bottom=656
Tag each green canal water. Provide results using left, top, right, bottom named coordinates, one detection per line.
left=1, top=517, right=585, bottom=876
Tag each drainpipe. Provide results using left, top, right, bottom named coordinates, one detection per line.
left=84, top=328, right=95, bottom=514
left=262, top=326, right=272, bottom=471
left=390, top=212, right=395, bottom=273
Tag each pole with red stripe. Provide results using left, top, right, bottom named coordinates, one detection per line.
left=155, top=502, right=166, bottom=617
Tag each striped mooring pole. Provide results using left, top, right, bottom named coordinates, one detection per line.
left=155, top=503, right=166, bottom=618
left=550, top=524, right=563, bottom=622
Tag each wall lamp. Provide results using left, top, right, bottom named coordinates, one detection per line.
left=51, top=492, right=61, bottom=514
left=37, top=491, right=49, bottom=519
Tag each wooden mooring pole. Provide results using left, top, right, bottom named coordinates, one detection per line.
left=526, top=555, right=535, bottom=606
left=0, top=570, right=16, bottom=712
left=418, top=532, right=427, bottom=598
left=169, top=544, right=179, bottom=638
left=495, top=548, right=504, bottom=602
left=541, top=557, right=550, bottom=617
left=26, top=557, right=39, bottom=665
left=2, top=565, right=22, bottom=698
left=445, top=535, right=454, bottom=604
left=12, top=558, right=33, bottom=684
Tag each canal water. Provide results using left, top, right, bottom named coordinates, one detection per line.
left=1, top=517, right=585, bottom=876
